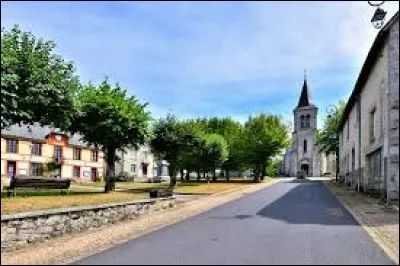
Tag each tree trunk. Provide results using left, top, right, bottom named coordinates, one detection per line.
left=169, top=167, right=177, bottom=189
left=226, top=169, right=230, bottom=181
left=105, top=147, right=116, bottom=193
left=180, top=169, right=184, bottom=182
left=197, top=170, right=201, bottom=181
left=253, top=168, right=260, bottom=183
left=261, top=169, right=266, bottom=180
left=185, top=170, right=190, bottom=181
left=212, top=169, right=217, bottom=182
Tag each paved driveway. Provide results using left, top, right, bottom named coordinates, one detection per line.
left=72, top=179, right=394, bottom=265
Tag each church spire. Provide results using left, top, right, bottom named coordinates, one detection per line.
left=297, top=70, right=311, bottom=108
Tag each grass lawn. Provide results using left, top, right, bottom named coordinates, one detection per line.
left=1, top=189, right=148, bottom=215
left=1, top=177, right=274, bottom=215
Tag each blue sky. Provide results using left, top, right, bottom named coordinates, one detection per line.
left=1, top=1, right=399, bottom=129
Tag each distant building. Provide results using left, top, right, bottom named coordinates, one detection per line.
left=283, top=75, right=335, bottom=177
left=1, top=123, right=105, bottom=181
left=115, top=147, right=169, bottom=182
left=338, top=12, right=399, bottom=203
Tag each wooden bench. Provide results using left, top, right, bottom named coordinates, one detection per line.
left=6, top=177, right=71, bottom=197
left=149, top=188, right=173, bottom=198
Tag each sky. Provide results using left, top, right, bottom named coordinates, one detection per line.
left=1, top=1, right=399, bottom=129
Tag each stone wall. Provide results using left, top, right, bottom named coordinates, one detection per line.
left=387, top=17, right=399, bottom=201
left=1, top=197, right=176, bottom=251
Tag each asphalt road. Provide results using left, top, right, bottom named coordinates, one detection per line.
left=72, top=179, right=394, bottom=265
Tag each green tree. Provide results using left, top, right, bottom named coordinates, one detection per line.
left=202, top=133, right=229, bottom=181
left=150, top=114, right=196, bottom=188
left=316, top=100, right=346, bottom=155
left=205, top=117, right=245, bottom=180
left=243, top=114, right=290, bottom=182
left=1, top=25, right=80, bottom=129
left=179, top=120, right=208, bottom=181
left=71, top=79, right=151, bottom=192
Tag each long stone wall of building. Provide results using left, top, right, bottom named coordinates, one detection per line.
left=1, top=197, right=176, bottom=251
left=387, top=18, right=399, bottom=201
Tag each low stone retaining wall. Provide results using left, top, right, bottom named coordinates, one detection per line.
left=1, top=197, right=176, bottom=251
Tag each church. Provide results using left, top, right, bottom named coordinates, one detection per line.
left=283, top=74, right=335, bottom=177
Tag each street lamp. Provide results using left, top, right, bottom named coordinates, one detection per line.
left=326, top=104, right=339, bottom=182
left=368, top=1, right=387, bottom=29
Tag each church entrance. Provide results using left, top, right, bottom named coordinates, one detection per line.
left=301, top=164, right=309, bottom=175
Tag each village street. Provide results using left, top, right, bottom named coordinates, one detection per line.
left=73, top=179, right=394, bottom=265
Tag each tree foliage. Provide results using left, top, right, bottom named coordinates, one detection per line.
left=71, top=79, right=151, bottom=192
left=316, top=100, right=346, bottom=155
left=1, top=25, right=80, bottom=129
left=243, top=114, right=290, bottom=182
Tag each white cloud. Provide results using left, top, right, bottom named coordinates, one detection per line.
left=1, top=1, right=398, bottom=124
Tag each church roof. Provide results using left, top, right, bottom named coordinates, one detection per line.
left=297, top=79, right=311, bottom=108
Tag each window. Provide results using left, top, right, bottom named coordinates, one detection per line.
left=300, top=115, right=305, bottom=128
left=351, top=148, right=355, bottom=172
left=347, top=121, right=350, bottom=140
left=368, top=149, right=382, bottom=182
left=305, top=114, right=311, bottom=127
left=303, top=139, right=307, bottom=153
left=370, top=108, right=377, bottom=142
left=54, top=146, right=62, bottom=161
left=30, top=163, right=43, bottom=176
left=31, top=142, right=42, bottom=156
left=91, top=150, right=98, bottom=162
left=73, top=148, right=81, bottom=160
left=6, top=139, right=18, bottom=153
left=73, top=166, right=81, bottom=178
left=131, top=164, right=136, bottom=173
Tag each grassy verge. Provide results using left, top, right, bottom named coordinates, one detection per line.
left=1, top=177, right=274, bottom=215
left=1, top=189, right=148, bottom=215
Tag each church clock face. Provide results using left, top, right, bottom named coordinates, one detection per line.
left=55, top=134, right=62, bottom=141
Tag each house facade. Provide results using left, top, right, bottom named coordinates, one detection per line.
left=115, top=147, right=169, bottom=181
left=1, top=124, right=105, bottom=181
left=338, top=12, right=399, bottom=203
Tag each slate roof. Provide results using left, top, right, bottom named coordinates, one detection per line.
left=1, top=123, right=92, bottom=148
left=338, top=11, right=399, bottom=130
left=297, top=79, right=312, bottom=108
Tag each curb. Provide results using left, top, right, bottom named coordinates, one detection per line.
left=322, top=181, right=399, bottom=265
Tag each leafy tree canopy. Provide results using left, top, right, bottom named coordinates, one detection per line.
left=1, top=25, right=80, bottom=129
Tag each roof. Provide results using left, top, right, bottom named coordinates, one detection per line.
left=338, top=11, right=399, bottom=130
left=297, top=79, right=311, bottom=108
left=1, top=123, right=92, bottom=148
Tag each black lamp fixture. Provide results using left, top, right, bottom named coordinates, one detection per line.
left=368, top=1, right=387, bottom=29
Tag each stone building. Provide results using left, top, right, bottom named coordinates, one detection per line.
left=1, top=123, right=105, bottom=181
left=283, top=75, right=336, bottom=177
left=115, top=147, right=169, bottom=182
left=338, top=12, right=399, bottom=203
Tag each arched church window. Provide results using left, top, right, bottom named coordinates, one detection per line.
left=306, top=114, right=311, bottom=127
left=304, top=139, right=307, bottom=153
left=300, top=115, right=305, bottom=128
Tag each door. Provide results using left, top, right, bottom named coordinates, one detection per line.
left=91, top=168, right=98, bottom=181
left=142, top=163, right=148, bottom=176
left=301, top=164, right=309, bottom=175
left=7, top=161, right=16, bottom=178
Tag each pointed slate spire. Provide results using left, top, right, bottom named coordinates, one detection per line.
left=297, top=70, right=311, bottom=108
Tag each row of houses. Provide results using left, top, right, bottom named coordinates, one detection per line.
left=1, top=123, right=167, bottom=182
left=338, top=12, right=399, bottom=203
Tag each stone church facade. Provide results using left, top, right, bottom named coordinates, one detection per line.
left=283, top=76, right=335, bottom=177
